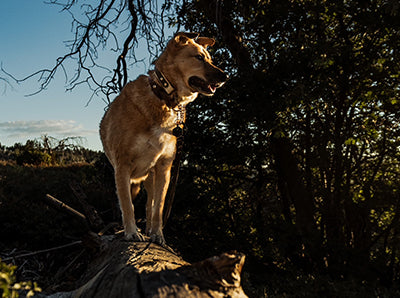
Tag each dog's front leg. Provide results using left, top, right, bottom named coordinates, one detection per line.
left=115, top=167, right=145, bottom=241
left=148, top=159, right=173, bottom=246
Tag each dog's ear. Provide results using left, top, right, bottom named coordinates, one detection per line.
left=183, top=32, right=200, bottom=39
left=174, top=32, right=200, bottom=45
left=196, top=37, right=215, bottom=48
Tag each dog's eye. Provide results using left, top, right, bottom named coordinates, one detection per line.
left=195, top=55, right=205, bottom=61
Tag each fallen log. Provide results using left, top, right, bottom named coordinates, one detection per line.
left=40, top=191, right=247, bottom=297
left=45, top=235, right=247, bottom=298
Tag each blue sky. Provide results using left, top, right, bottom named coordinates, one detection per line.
left=0, top=0, right=162, bottom=151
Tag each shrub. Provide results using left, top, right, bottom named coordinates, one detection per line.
left=0, top=260, right=41, bottom=298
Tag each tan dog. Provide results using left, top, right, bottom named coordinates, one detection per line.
left=100, top=32, right=227, bottom=245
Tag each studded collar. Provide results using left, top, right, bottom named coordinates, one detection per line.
left=148, top=69, right=177, bottom=108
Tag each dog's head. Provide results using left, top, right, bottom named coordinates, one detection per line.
left=155, top=32, right=228, bottom=98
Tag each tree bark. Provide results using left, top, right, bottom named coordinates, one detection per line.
left=44, top=235, right=247, bottom=298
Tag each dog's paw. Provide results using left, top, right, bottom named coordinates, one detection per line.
left=124, top=230, right=146, bottom=242
left=150, top=232, right=166, bottom=246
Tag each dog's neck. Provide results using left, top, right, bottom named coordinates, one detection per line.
left=148, top=69, right=198, bottom=109
left=148, top=69, right=178, bottom=108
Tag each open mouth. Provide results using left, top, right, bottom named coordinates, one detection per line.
left=188, top=76, right=219, bottom=95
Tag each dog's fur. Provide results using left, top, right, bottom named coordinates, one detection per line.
left=100, top=32, right=227, bottom=245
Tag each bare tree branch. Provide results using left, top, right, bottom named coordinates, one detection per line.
left=1, top=0, right=178, bottom=104
left=113, top=0, right=138, bottom=91
left=0, top=64, right=15, bottom=95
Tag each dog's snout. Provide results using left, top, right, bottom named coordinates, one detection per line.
left=207, top=63, right=229, bottom=84
left=213, top=68, right=228, bottom=83
left=220, top=71, right=229, bottom=83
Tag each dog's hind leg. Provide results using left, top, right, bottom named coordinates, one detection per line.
left=143, top=168, right=155, bottom=235
left=115, top=167, right=145, bottom=241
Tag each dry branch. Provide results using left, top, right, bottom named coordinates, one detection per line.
left=44, top=194, right=87, bottom=226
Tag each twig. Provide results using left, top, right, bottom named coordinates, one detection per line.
left=2, top=241, right=82, bottom=262
left=44, top=194, right=87, bottom=224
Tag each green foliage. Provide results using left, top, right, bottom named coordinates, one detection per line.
left=171, top=0, right=400, bottom=294
left=9, top=136, right=102, bottom=166
left=0, top=260, right=41, bottom=298
left=14, top=140, right=52, bottom=166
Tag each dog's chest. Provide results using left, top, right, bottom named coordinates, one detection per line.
left=147, top=126, right=176, bottom=158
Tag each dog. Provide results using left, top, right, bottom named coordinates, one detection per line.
left=100, top=32, right=227, bottom=245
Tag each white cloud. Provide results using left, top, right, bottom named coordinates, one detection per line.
left=0, top=120, right=97, bottom=138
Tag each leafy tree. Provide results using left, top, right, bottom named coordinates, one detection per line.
left=176, top=0, right=400, bottom=282
left=14, top=140, right=52, bottom=166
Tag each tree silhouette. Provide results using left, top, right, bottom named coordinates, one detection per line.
left=175, top=0, right=400, bottom=282
left=2, top=0, right=178, bottom=103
